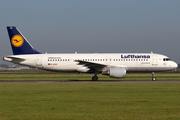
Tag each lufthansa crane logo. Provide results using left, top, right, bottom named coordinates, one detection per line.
left=11, top=35, right=24, bottom=47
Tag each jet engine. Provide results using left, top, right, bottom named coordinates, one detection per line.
left=102, top=67, right=126, bottom=78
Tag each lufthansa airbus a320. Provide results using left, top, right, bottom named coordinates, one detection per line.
left=3, top=26, right=178, bottom=81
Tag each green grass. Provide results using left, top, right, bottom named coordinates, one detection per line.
left=0, top=83, right=180, bottom=120
left=0, top=72, right=180, bottom=80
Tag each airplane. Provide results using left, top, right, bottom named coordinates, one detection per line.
left=3, top=26, right=178, bottom=81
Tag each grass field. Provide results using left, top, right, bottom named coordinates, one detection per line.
left=0, top=72, right=180, bottom=120
left=0, top=83, right=180, bottom=120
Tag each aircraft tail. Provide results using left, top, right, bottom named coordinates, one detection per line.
left=7, top=26, right=41, bottom=55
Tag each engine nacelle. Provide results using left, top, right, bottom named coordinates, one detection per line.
left=102, top=67, right=126, bottom=78
left=77, top=67, right=90, bottom=73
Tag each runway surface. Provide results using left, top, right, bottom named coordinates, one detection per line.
left=1, top=80, right=180, bottom=83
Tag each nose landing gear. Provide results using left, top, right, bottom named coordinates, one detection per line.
left=152, top=72, right=156, bottom=81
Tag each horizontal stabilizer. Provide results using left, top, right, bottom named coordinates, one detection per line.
left=3, top=56, right=26, bottom=62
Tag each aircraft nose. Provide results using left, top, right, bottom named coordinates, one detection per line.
left=172, top=62, right=178, bottom=69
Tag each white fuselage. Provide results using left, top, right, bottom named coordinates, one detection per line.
left=3, top=53, right=178, bottom=72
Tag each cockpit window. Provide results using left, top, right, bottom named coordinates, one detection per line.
left=163, top=58, right=171, bottom=61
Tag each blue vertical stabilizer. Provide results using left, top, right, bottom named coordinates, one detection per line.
left=7, top=26, right=41, bottom=55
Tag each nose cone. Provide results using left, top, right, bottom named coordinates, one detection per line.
left=172, top=61, right=178, bottom=69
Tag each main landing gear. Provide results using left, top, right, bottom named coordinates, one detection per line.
left=92, top=72, right=98, bottom=81
left=152, top=72, right=156, bottom=81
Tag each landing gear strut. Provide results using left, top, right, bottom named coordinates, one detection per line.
left=92, top=72, right=98, bottom=81
left=152, top=72, right=156, bottom=81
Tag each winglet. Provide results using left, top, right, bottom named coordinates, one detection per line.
left=7, top=26, right=41, bottom=55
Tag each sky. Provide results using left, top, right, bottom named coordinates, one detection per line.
left=0, top=0, right=180, bottom=64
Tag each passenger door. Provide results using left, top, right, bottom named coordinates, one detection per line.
left=36, top=55, right=42, bottom=66
left=152, top=55, right=158, bottom=65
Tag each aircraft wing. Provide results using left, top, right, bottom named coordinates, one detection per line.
left=75, top=60, right=107, bottom=71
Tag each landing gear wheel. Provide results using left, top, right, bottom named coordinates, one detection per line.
left=92, top=75, right=98, bottom=81
left=152, top=77, right=156, bottom=81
